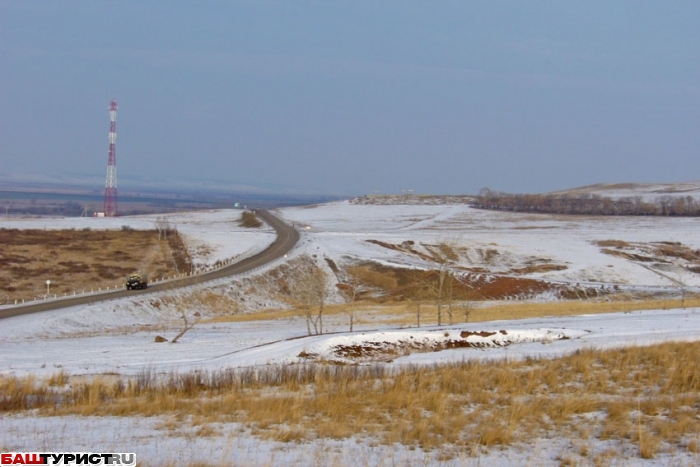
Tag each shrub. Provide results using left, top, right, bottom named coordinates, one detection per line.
left=239, top=211, right=262, bottom=228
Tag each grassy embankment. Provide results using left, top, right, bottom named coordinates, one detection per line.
left=1, top=341, right=699, bottom=462
left=207, top=297, right=700, bottom=327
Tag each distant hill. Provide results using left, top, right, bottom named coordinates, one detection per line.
left=548, top=181, right=700, bottom=201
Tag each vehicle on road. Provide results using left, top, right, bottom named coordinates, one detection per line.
left=126, top=273, right=148, bottom=290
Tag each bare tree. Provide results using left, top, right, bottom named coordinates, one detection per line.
left=460, top=291, right=478, bottom=323
left=152, top=287, right=202, bottom=343
left=433, top=265, right=448, bottom=326
left=449, top=273, right=479, bottom=323
left=407, top=267, right=450, bottom=326
left=155, top=217, right=172, bottom=240
left=675, top=268, right=688, bottom=310
left=430, top=240, right=459, bottom=325
left=313, top=267, right=328, bottom=335
left=422, top=264, right=456, bottom=326
left=295, top=277, right=315, bottom=336
left=342, top=276, right=361, bottom=332
left=408, top=299, right=423, bottom=328
left=171, top=308, right=201, bottom=343
left=446, top=271, right=455, bottom=324
left=473, top=191, right=700, bottom=217
left=293, top=261, right=329, bottom=335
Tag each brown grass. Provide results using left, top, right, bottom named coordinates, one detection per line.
left=0, top=228, right=190, bottom=303
left=2, top=341, right=700, bottom=460
left=468, top=297, right=700, bottom=322
left=596, top=239, right=632, bottom=249
left=346, top=265, right=398, bottom=294
left=204, top=295, right=700, bottom=332
left=239, top=211, right=262, bottom=228
left=597, top=239, right=700, bottom=268
left=337, top=261, right=610, bottom=303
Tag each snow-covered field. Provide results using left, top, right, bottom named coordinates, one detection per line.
left=1, top=202, right=700, bottom=466
left=280, top=201, right=700, bottom=288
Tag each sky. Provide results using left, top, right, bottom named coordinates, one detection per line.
left=1, top=1, right=699, bottom=196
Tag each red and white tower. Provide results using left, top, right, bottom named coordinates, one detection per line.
left=103, top=100, right=118, bottom=217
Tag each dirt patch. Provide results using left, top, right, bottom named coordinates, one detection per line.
left=365, top=239, right=436, bottom=262
left=307, top=329, right=570, bottom=361
left=342, top=262, right=605, bottom=302
left=455, top=273, right=556, bottom=300
left=601, top=249, right=657, bottom=262
left=324, top=258, right=339, bottom=273
left=326, top=338, right=513, bottom=360
left=460, top=330, right=507, bottom=338
left=509, top=264, right=568, bottom=274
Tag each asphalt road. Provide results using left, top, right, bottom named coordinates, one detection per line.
left=0, top=209, right=299, bottom=320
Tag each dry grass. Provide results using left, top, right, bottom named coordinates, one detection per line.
left=596, top=239, right=632, bottom=249
left=0, top=228, right=190, bottom=303
left=206, top=295, right=700, bottom=331
left=2, top=341, right=700, bottom=460
left=210, top=307, right=298, bottom=323
left=239, top=211, right=262, bottom=228
left=347, top=265, right=399, bottom=294
left=597, top=239, right=700, bottom=268
left=337, top=260, right=613, bottom=303
left=469, top=297, right=700, bottom=322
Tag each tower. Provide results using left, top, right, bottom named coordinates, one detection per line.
left=103, top=100, right=118, bottom=217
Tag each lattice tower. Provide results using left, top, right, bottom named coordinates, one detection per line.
left=103, top=100, right=118, bottom=216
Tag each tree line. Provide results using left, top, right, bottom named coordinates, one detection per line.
left=472, top=191, right=700, bottom=216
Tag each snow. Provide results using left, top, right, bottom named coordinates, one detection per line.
left=2, top=203, right=700, bottom=465
left=1, top=304, right=698, bottom=378
left=280, top=201, right=700, bottom=288
left=9, top=415, right=679, bottom=467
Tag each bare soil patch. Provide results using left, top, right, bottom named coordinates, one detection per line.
left=597, top=239, right=700, bottom=274
left=318, top=330, right=529, bottom=361
left=365, top=238, right=569, bottom=278
left=0, top=228, right=191, bottom=303
left=344, top=262, right=602, bottom=302
left=508, top=263, right=568, bottom=274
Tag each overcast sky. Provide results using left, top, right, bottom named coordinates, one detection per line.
left=1, top=1, right=698, bottom=196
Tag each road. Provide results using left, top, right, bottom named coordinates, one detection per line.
left=0, top=209, right=299, bottom=320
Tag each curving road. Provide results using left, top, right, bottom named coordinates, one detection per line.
left=0, top=210, right=299, bottom=320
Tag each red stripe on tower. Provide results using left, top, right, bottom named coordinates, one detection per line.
left=104, top=100, right=118, bottom=217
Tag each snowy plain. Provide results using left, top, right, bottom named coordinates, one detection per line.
left=1, top=202, right=700, bottom=466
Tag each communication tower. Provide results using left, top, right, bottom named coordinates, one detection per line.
left=103, top=100, right=118, bottom=217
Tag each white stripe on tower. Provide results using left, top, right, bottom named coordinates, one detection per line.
left=104, top=100, right=118, bottom=216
